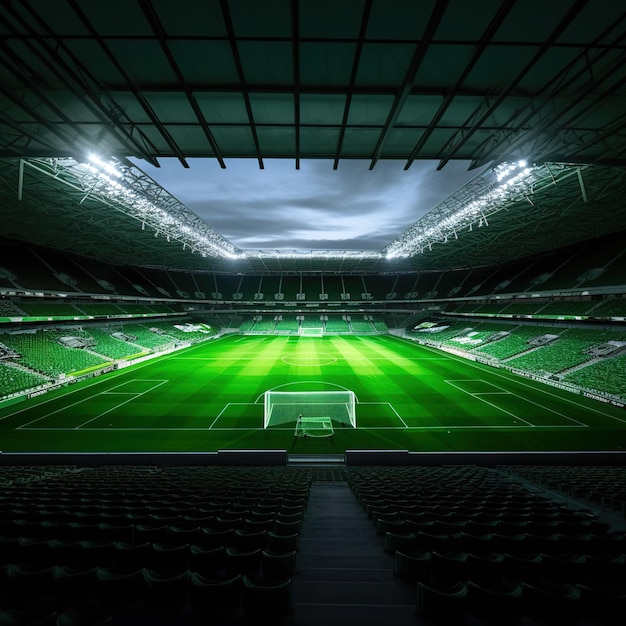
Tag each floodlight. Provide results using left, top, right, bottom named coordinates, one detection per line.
left=87, top=153, right=122, bottom=178
left=381, top=161, right=587, bottom=259
left=21, top=156, right=241, bottom=261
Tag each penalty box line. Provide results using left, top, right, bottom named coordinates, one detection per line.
left=445, top=379, right=587, bottom=428
left=18, top=380, right=170, bottom=431
left=74, top=380, right=169, bottom=429
left=446, top=379, right=533, bottom=427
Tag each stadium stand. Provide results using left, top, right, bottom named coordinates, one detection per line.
left=0, top=464, right=310, bottom=624
left=239, top=276, right=261, bottom=301
left=73, top=303, right=126, bottom=317
left=372, top=316, right=388, bottom=332
left=115, top=303, right=161, bottom=316
left=16, top=301, right=83, bottom=318
left=252, top=316, right=278, bottom=333
left=471, top=325, right=564, bottom=360
left=299, top=317, right=325, bottom=332
left=0, top=362, right=48, bottom=396
left=0, top=301, right=26, bottom=317
left=538, top=300, right=599, bottom=317
left=274, top=315, right=300, bottom=334
left=81, top=328, right=147, bottom=360
left=499, top=301, right=550, bottom=316
left=213, top=274, right=242, bottom=301
left=348, top=464, right=626, bottom=623
left=0, top=330, right=110, bottom=378
left=590, top=299, right=626, bottom=318
left=563, top=353, right=626, bottom=400
left=347, top=316, right=372, bottom=333
left=166, top=270, right=197, bottom=299
left=300, top=276, right=323, bottom=302
left=112, top=324, right=177, bottom=350
left=323, top=317, right=350, bottom=333
left=506, top=328, right=624, bottom=376
left=145, top=321, right=216, bottom=343
left=0, top=462, right=623, bottom=625
left=323, top=275, right=343, bottom=301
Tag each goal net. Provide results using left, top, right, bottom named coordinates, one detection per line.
left=300, top=327, right=324, bottom=337
left=264, top=390, right=356, bottom=429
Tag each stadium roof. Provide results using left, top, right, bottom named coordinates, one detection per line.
left=1, top=0, right=626, bottom=273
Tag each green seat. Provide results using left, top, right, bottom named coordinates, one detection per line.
left=521, top=581, right=581, bottom=625
left=393, top=550, right=431, bottom=582
left=241, top=575, right=292, bottom=620
left=467, top=579, right=523, bottom=624
left=188, top=571, right=241, bottom=617
left=384, top=531, right=417, bottom=554
left=416, top=581, right=468, bottom=625
left=96, top=567, right=145, bottom=610
left=261, top=549, right=297, bottom=580
left=143, top=569, right=189, bottom=614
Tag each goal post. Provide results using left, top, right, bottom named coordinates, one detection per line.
left=264, top=390, right=356, bottom=429
left=299, top=327, right=324, bottom=337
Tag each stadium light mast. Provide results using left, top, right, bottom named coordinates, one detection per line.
left=382, top=161, right=588, bottom=259
left=22, top=155, right=242, bottom=260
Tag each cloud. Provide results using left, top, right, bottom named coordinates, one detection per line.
left=132, top=157, right=480, bottom=251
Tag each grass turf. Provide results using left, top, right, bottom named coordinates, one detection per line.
left=0, top=334, right=625, bottom=453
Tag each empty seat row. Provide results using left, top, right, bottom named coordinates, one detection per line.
left=416, top=578, right=625, bottom=626
left=394, top=547, right=626, bottom=588
left=0, top=565, right=293, bottom=623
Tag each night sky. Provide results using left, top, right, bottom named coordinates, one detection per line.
left=132, top=157, right=484, bottom=252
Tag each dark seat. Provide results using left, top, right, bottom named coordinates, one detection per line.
left=466, top=551, right=506, bottom=586
left=188, top=571, right=241, bottom=617
left=467, top=579, right=523, bottom=624
left=393, top=550, right=431, bottom=582
left=189, top=544, right=226, bottom=578
left=416, top=581, right=468, bottom=625
left=142, top=569, right=189, bottom=614
left=384, top=531, right=417, bottom=555
left=111, top=541, right=151, bottom=573
left=52, top=564, right=99, bottom=609
left=266, top=531, right=298, bottom=554
left=2, top=563, right=55, bottom=609
left=430, top=551, right=468, bottom=586
left=96, top=567, right=146, bottom=610
left=201, top=527, right=235, bottom=549
left=149, top=543, right=190, bottom=575
left=260, top=549, right=297, bottom=581
left=55, top=606, right=112, bottom=626
left=522, top=581, right=581, bottom=625
left=506, top=553, right=544, bottom=583
left=167, top=525, right=203, bottom=547
left=577, top=582, right=626, bottom=626
left=225, top=547, right=262, bottom=577
left=234, top=529, right=268, bottom=551
left=241, top=575, right=292, bottom=620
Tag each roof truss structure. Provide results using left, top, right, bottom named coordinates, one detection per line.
left=1, top=0, right=624, bottom=169
left=1, top=1, right=626, bottom=273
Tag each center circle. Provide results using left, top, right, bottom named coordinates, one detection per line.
left=282, top=353, right=337, bottom=367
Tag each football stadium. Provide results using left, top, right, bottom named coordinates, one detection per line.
left=0, top=2, right=625, bottom=624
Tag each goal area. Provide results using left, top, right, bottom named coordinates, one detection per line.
left=264, top=390, right=356, bottom=429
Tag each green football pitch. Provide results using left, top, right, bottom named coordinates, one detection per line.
left=1, top=334, right=625, bottom=454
